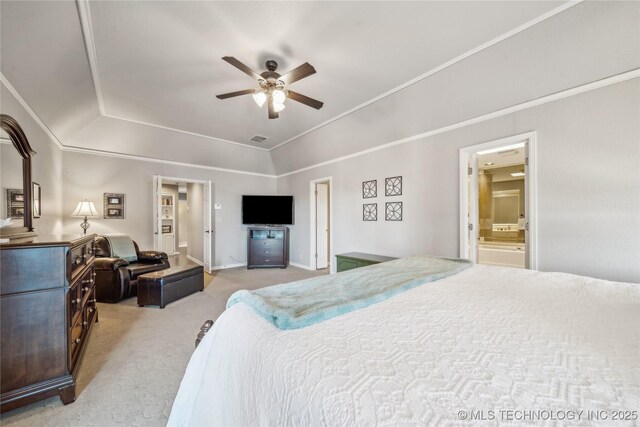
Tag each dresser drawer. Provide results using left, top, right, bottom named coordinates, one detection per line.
left=250, top=239, right=283, bottom=250
left=69, top=267, right=93, bottom=325
left=250, top=254, right=285, bottom=265
left=70, top=240, right=95, bottom=278
left=69, top=315, right=84, bottom=367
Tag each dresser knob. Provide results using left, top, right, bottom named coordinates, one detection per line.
left=83, top=287, right=89, bottom=292
left=88, top=307, right=94, bottom=313
left=83, top=321, right=88, bottom=326
left=74, top=258, right=82, bottom=265
left=76, top=298, right=81, bottom=304
left=75, top=338, right=81, bottom=344
left=82, top=278, right=92, bottom=284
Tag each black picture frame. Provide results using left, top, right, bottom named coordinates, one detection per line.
left=363, top=203, right=377, bottom=221
left=162, top=225, right=172, bottom=234
left=385, top=176, right=402, bottom=196
left=385, top=202, right=403, bottom=221
left=104, top=193, right=125, bottom=219
left=6, top=189, right=24, bottom=219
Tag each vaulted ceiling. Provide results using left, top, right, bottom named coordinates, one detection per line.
left=1, top=1, right=565, bottom=151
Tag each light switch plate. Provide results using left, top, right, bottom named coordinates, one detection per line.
left=214, top=203, right=222, bottom=210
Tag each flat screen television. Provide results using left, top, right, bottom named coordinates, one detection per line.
left=242, top=195, right=294, bottom=225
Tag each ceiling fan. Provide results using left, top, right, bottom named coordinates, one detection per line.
left=216, top=56, right=324, bottom=119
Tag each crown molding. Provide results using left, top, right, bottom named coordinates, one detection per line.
left=276, top=69, right=640, bottom=178
left=0, top=74, right=65, bottom=150
left=74, top=0, right=582, bottom=152
left=1, top=74, right=277, bottom=178
left=63, top=144, right=276, bottom=177
left=269, top=0, right=583, bottom=151
left=102, top=112, right=270, bottom=151
left=76, top=0, right=106, bottom=115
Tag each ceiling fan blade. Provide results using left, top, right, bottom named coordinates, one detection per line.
left=221, top=56, right=262, bottom=81
left=215, top=89, right=255, bottom=100
left=268, top=99, right=279, bottom=119
left=287, top=90, right=324, bottom=110
left=279, top=62, right=316, bottom=85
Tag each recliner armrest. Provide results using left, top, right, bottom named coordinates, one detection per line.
left=137, top=250, right=169, bottom=263
left=95, top=257, right=130, bottom=271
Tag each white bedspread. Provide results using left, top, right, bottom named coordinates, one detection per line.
left=168, top=265, right=640, bottom=426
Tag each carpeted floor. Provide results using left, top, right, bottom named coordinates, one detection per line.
left=0, top=255, right=327, bottom=426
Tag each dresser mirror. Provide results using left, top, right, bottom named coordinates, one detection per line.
left=0, top=114, right=36, bottom=240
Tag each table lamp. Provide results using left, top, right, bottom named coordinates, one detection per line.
left=71, top=200, right=100, bottom=234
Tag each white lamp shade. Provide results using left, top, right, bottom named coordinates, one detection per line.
left=272, top=89, right=286, bottom=104
left=71, top=200, right=100, bottom=217
left=252, top=91, right=267, bottom=107
left=273, top=102, right=286, bottom=113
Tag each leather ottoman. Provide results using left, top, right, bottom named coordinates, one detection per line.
left=137, top=265, right=204, bottom=309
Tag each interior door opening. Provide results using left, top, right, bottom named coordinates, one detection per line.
left=459, top=133, right=537, bottom=270
left=153, top=176, right=212, bottom=274
left=309, top=177, right=333, bottom=272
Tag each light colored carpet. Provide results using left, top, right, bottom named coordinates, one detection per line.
left=0, top=261, right=327, bottom=426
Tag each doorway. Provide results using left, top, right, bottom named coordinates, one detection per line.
left=309, top=177, right=333, bottom=271
left=459, top=132, right=537, bottom=269
left=153, top=176, right=212, bottom=274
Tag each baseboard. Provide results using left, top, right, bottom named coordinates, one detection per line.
left=289, top=262, right=314, bottom=271
left=186, top=255, right=204, bottom=266
left=178, top=242, right=188, bottom=248
left=211, top=262, right=246, bottom=270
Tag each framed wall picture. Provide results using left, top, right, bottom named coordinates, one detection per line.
left=33, top=182, right=41, bottom=218
left=104, top=193, right=125, bottom=219
left=162, top=225, right=172, bottom=234
left=6, top=189, right=24, bottom=219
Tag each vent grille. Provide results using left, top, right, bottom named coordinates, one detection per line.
left=249, top=135, right=268, bottom=143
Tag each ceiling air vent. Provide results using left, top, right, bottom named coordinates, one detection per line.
left=249, top=135, right=268, bottom=143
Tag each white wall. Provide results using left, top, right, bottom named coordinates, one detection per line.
left=278, top=80, right=640, bottom=283
left=1, top=82, right=64, bottom=235
left=62, top=151, right=276, bottom=268
left=270, top=1, right=639, bottom=174
left=186, top=182, right=204, bottom=262
left=65, top=115, right=276, bottom=176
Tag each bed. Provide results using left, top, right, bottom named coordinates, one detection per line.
left=168, top=261, right=639, bottom=426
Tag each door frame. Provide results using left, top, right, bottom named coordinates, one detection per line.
left=459, top=131, right=538, bottom=269
left=309, top=176, right=334, bottom=272
left=153, top=175, right=212, bottom=274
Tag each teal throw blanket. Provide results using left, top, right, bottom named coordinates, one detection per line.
left=227, top=255, right=471, bottom=330
left=104, top=234, right=138, bottom=263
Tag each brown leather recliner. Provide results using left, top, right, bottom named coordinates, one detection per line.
left=94, top=236, right=171, bottom=303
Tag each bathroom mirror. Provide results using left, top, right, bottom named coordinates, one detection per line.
left=0, top=114, right=36, bottom=240
left=492, top=189, right=519, bottom=225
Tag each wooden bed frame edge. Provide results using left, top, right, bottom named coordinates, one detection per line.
left=195, top=320, right=214, bottom=348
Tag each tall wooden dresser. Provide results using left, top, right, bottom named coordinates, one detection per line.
left=0, top=234, right=98, bottom=412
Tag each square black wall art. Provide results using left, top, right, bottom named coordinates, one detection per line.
left=363, top=203, right=377, bottom=221
left=385, top=176, right=402, bottom=196
left=362, top=180, right=377, bottom=199
left=385, top=202, right=403, bottom=221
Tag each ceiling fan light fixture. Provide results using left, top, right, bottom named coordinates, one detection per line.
left=272, top=89, right=286, bottom=104
left=252, top=91, right=267, bottom=107
left=273, top=102, right=286, bottom=113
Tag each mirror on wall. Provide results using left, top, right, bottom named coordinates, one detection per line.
left=492, top=189, right=520, bottom=226
left=1, top=129, right=25, bottom=229
left=0, top=114, right=36, bottom=240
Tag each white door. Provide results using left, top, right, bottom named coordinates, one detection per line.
left=524, top=143, right=530, bottom=269
left=203, top=180, right=212, bottom=274
left=153, top=175, right=163, bottom=252
left=468, top=155, right=479, bottom=263
left=316, top=183, right=329, bottom=269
